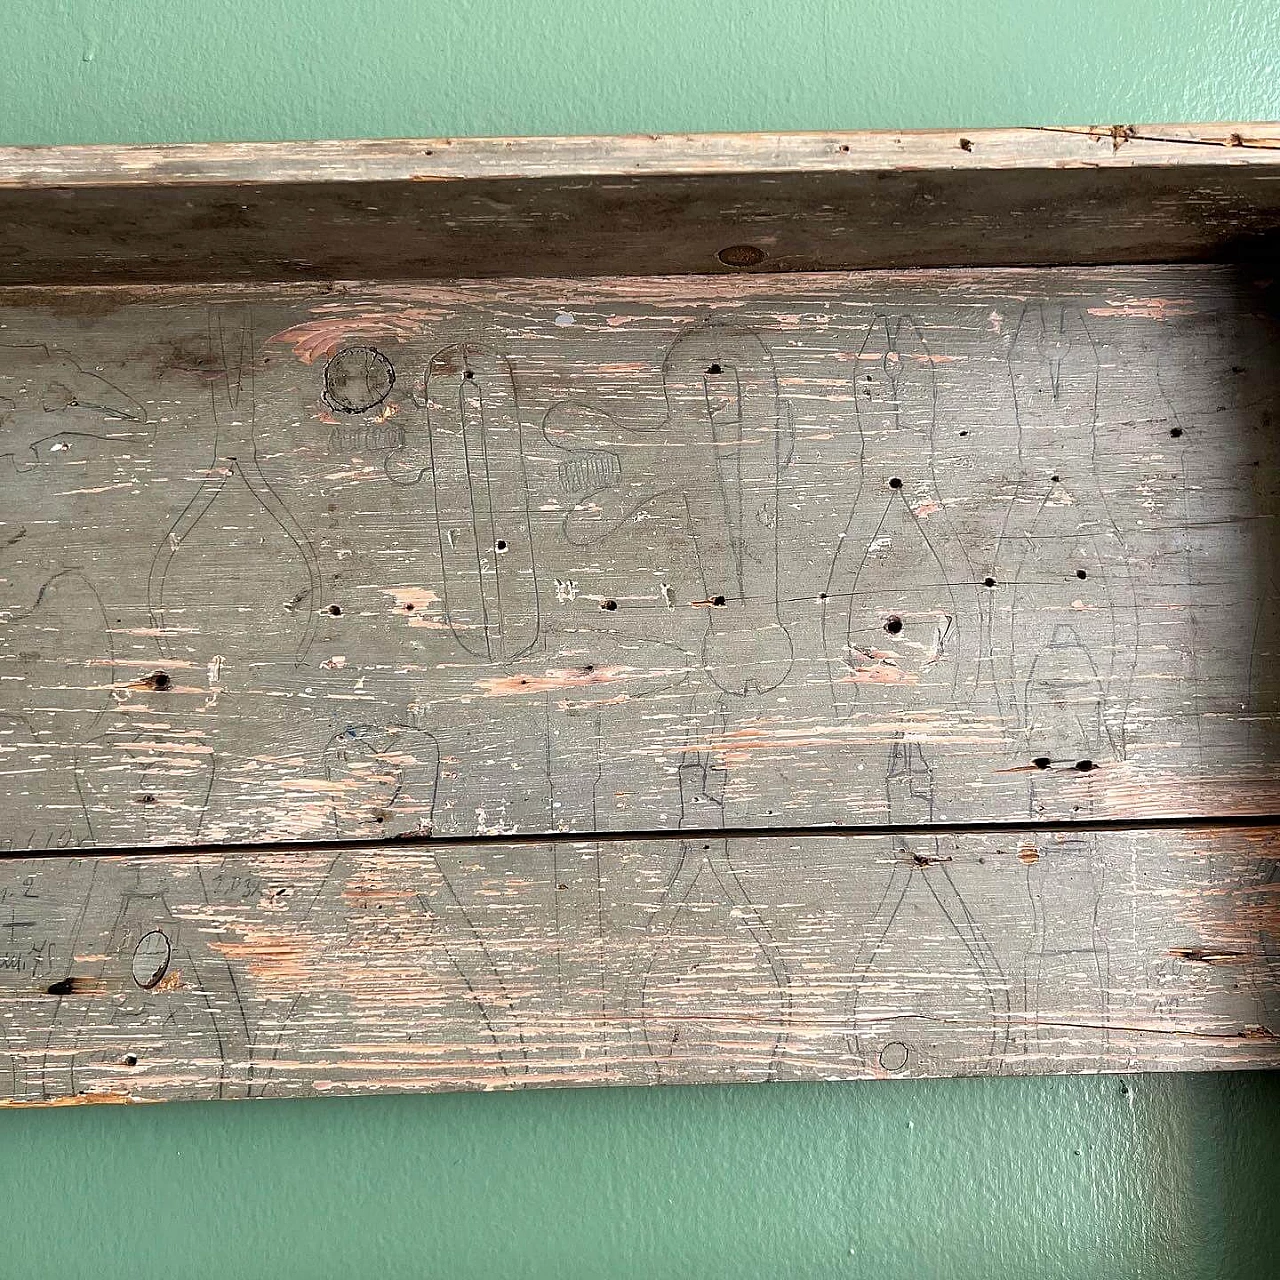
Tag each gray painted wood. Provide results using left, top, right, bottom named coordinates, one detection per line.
left=1, top=125, right=1279, bottom=285
left=0, top=823, right=1275, bottom=1104
left=2, top=266, right=1280, bottom=850
left=2, top=141, right=1280, bottom=1101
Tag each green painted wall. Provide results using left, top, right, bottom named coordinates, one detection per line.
left=1, top=2, right=1278, bottom=1276
left=1, top=0, right=1278, bottom=144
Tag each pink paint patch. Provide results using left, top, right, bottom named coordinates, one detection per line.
left=269, top=309, right=436, bottom=364
left=476, top=666, right=628, bottom=696
left=1086, top=297, right=1195, bottom=321
left=838, top=666, right=920, bottom=686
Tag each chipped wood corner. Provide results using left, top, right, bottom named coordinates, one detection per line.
left=0, top=126, right=1278, bottom=1106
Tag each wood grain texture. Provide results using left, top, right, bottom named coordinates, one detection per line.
left=2, top=266, right=1280, bottom=849
left=3, top=230, right=1280, bottom=1100
left=1, top=125, right=1279, bottom=285
left=3, top=125, right=1279, bottom=188
left=0, top=824, right=1275, bottom=1104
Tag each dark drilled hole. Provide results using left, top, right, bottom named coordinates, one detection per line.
left=884, top=615, right=903, bottom=635
left=1076, top=569, right=1088, bottom=580
left=706, top=363, right=723, bottom=375
left=983, top=577, right=996, bottom=588
left=1032, top=757, right=1052, bottom=770
left=712, top=595, right=726, bottom=607
left=717, top=244, right=766, bottom=268
left=601, top=599, right=618, bottom=611
left=1075, top=759, right=1094, bottom=772
left=1170, top=427, right=1183, bottom=438
left=328, top=604, right=343, bottom=616
left=888, top=477, right=903, bottom=489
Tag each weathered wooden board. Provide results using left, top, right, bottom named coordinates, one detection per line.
left=0, top=823, right=1275, bottom=1104
left=2, top=125, right=1279, bottom=1105
left=1, top=125, right=1279, bottom=285
left=2, top=266, right=1280, bottom=849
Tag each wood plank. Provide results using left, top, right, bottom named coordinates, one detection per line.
left=4, top=125, right=1279, bottom=188
left=0, top=823, right=1275, bottom=1103
left=3, top=265, right=1280, bottom=848
left=2, top=126, right=1279, bottom=284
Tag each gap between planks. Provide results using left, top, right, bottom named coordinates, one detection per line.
left=7, top=811, right=1280, bottom=865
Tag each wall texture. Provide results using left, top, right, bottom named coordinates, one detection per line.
left=1, top=0, right=1278, bottom=144
left=0, top=1, right=1278, bottom=1276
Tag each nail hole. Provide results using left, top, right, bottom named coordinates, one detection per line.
left=884, top=615, right=903, bottom=635
left=818, top=592, right=828, bottom=600
left=327, top=604, right=343, bottom=616
left=958, top=137, right=974, bottom=152
left=839, top=144, right=850, bottom=153
left=1076, top=569, right=1088, bottom=580
left=495, top=539, right=508, bottom=553
left=1170, top=427, right=1183, bottom=438
left=712, top=594, right=726, bottom=607
left=137, top=793, right=156, bottom=805
left=463, top=369, right=474, bottom=380
left=404, top=602, right=415, bottom=612
left=1032, top=757, right=1051, bottom=769
left=983, top=577, right=996, bottom=588
left=888, top=477, right=903, bottom=489
left=144, top=670, right=171, bottom=691
left=958, top=430, right=969, bottom=437
left=717, top=244, right=766, bottom=268
left=1051, top=474, right=1061, bottom=483
left=1075, top=759, right=1094, bottom=772
left=123, top=1054, right=138, bottom=1067
left=706, top=363, right=723, bottom=375
left=601, top=599, right=618, bottom=611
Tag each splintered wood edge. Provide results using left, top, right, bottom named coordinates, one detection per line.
left=2, top=123, right=1279, bottom=189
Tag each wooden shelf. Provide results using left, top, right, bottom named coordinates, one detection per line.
left=1, top=126, right=1278, bottom=1104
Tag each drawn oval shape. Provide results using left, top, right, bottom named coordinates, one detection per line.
left=424, top=343, right=539, bottom=663
left=324, top=346, right=395, bottom=414
left=131, top=930, right=172, bottom=989
left=879, top=1041, right=910, bottom=1072
left=661, top=329, right=794, bottom=696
